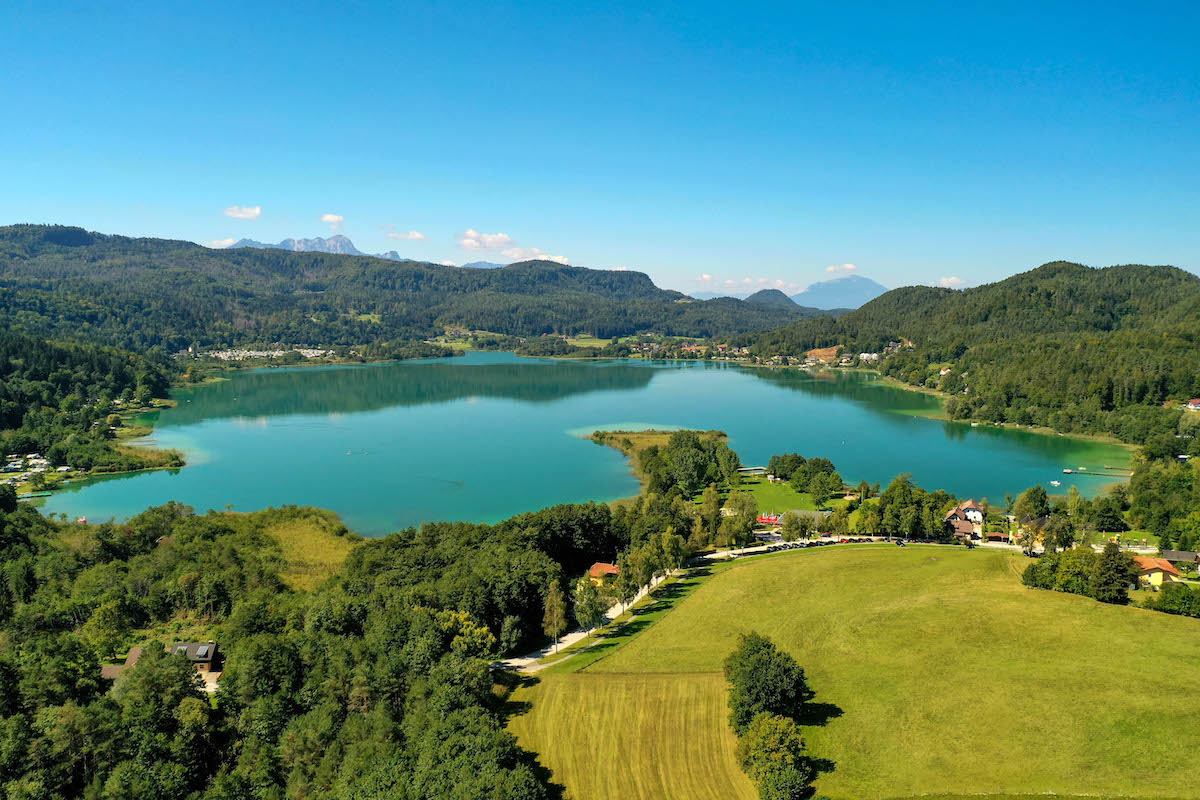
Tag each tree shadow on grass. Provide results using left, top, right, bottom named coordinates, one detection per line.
left=794, top=701, right=843, bottom=727
left=494, top=673, right=566, bottom=798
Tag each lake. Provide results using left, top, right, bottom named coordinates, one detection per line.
left=40, top=352, right=1130, bottom=535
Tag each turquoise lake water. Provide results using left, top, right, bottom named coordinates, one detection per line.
left=40, top=352, right=1129, bottom=535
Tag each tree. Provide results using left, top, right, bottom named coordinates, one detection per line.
left=542, top=581, right=568, bottom=652
left=0, top=484, right=16, bottom=514
left=809, top=473, right=832, bottom=510
left=82, top=599, right=130, bottom=661
left=724, top=632, right=814, bottom=735
left=614, top=552, right=638, bottom=612
left=780, top=512, right=803, bottom=542
left=1054, top=547, right=1097, bottom=595
left=1012, top=485, right=1050, bottom=523
left=1043, top=515, right=1076, bottom=554
left=1066, top=485, right=1083, bottom=519
left=661, top=530, right=687, bottom=572
left=700, top=484, right=722, bottom=537
left=1090, top=542, right=1136, bottom=605
left=724, top=490, right=758, bottom=549
left=572, top=578, right=606, bottom=637
left=735, top=712, right=813, bottom=788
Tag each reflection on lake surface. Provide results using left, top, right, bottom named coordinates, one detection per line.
left=41, top=352, right=1129, bottom=535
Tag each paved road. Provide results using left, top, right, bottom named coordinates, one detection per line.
left=498, top=572, right=670, bottom=672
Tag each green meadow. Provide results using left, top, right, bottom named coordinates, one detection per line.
left=509, top=546, right=1200, bottom=800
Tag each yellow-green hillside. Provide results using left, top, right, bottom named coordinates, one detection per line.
left=509, top=546, right=1200, bottom=799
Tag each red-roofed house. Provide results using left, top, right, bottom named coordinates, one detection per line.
left=1133, top=557, right=1182, bottom=588
left=1188, top=399, right=1200, bottom=411
left=588, top=562, right=620, bottom=585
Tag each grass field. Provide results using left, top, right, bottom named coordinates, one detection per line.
left=264, top=510, right=361, bottom=590
left=735, top=476, right=850, bottom=514
left=508, top=546, right=1200, bottom=799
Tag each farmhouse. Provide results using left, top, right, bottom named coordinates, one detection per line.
left=947, top=519, right=976, bottom=540
left=588, top=562, right=620, bottom=585
left=944, top=500, right=985, bottom=537
left=1185, top=398, right=1200, bottom=411
left=1133, top=557, right=1182, bottom=588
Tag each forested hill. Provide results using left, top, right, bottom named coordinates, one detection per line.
left=740, top=261, right=1200, bottom=443
left=0, top=224, right=828, bottom=351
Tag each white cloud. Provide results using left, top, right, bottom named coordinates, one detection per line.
left=440, top=260, right=458, bottom=266
left=825, top=263, right=858, bottom=274
left=224, top=205, right=262, bottom=220
left=206, top=238, right=235, bottom=248
left=697, top=274, right=799, bottom=292
left=938, top=276, right=966, bottom=288
left=384, top=224, right=426, bottom=241
left=502, top=246, right=569, bottom=265
left=459, top=229, right=513, bottom=251
left=321, top=213, right=344, bottom=231
left=611, top=265, right=630, bottom=271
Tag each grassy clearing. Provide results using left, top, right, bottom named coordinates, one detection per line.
left=733, top=476, right=850, bottom=514
left=510, top=546, right=1200, bottom=799
left=564, top=335, right=612, bottom=348
left=264, top=510, right=361, bottom=590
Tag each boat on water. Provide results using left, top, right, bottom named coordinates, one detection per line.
left=1063, top=469, right=1073, bottom=474
left=1050, top=480, right=1061, bottom=487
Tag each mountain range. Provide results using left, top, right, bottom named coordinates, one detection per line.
left=0, top=225, right=835, bottom=353
left=692, top=275, right=888, bottom=309
left=230, top=234, right=428, bottom=263
left=227, top=237, right=516, bottom=270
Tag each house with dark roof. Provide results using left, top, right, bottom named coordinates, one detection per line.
left=1161, top=549, right=1199, bottom=565
left=945, top=500, right=985, bottom=539
left=168, top=642, right=221, bottom=672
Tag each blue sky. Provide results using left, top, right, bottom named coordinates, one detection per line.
left=3, top=1, right=1198, bottom=294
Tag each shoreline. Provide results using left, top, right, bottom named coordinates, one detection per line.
left=874, top=375, right=1137, bottom=453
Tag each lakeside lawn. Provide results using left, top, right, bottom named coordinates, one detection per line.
left=731, top=475, right=849, bottom=514
left=508, top=546, right=1200, bottom=800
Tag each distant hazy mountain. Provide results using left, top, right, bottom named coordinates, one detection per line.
left=791, top=275, right=887, bottom=309
left=375, top=251, right=419, bottom=262
left=228, top=235, right=430, bottom=262
left=461, top=261, right=507, bottom=269
left=232, top=235, right=366, bottom=256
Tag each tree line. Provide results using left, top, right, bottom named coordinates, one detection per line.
left=0, top=329, right=177, bottom=473
left=0, top=225, right=820, bottom=355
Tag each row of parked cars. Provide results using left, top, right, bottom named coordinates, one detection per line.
left=755, top=537, right=876, bottom=555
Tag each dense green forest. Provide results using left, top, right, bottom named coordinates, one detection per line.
left=0, top=330, right=176, bottom=472
left=0, top=225, right=824, bottom=353
left=0, top=490, right=671, bottom=798
left=738, top=261, right=1200, bottom=444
